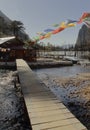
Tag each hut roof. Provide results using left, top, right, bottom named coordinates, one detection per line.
left=0, top=37, right=25, bottom=48
left=0, top=36, right=15, bottom=45
left=0, top=36, right=33, bottom=50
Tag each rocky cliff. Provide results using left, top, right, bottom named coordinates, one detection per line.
left=76, top=24, right=90, bottom=48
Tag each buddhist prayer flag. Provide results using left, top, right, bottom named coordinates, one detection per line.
left=84, top=21, right=90, bottom=28
left=67, top=23, right=76, bottom=27
left=52, top=24, right=60, bottom=27
left=60, top=21, right=76, bottom=28
left=44, top=29, right=54, bottom=33
left=33, top=36, right=40, bottom=41
left=44, top=32, right=52, bottom=38
left=33, top=12, right=90, bottom=42
left=40, top=36, right=45, bottom=40
left=65, top=19, right=78, bottom=24
left=60, top=22, right=67, bottom=28
left=36, top=32, right=45, bottom=36
left=78, top=12, right=90, bottom=24
left=83, top=17, right=90, bottom=22
left=81, top=16, right=90, bottom=28
left=52, top=27, right=65, bottom=34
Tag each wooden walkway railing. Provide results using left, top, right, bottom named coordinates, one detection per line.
left=16, top=59, right=87, bottom=130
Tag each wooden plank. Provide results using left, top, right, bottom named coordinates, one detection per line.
left=24, top=94, right=56, bottom=99
left=46, top=123, right=87, bottom=130
left=16, top=59, right=87, bottom=130
left=27, top=97, right=58, bottom=102
left=44, top=125, right=80, bottom=130
left=24, top=93, right=57, bottom=100
left=29, top=108, right=69, bottom=118
left=26, top=102, right=63, bottom=110
left=28, top=104, right=66, bottom=112
left=27, top=102, right=64, bottom=109
left=72, top=123, right=87, bottom=130
left=28, top=100, right=61, bottom=105
left=32, top=118, right=80, bottom=130
left=27, top=91, right=56, bottom=96
left=30, top=113, right=75, bottom=125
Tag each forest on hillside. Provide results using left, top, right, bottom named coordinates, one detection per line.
left=0, top=16, right=29, bottom=41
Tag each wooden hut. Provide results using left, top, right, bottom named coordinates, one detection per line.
left=0, top=37, right=36, bottom=62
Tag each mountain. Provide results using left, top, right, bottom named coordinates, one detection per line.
left=0, top=10, right=30, bottom=41
left=75, top=24, right=90, bottom=49
left=0, top=10, right=11, bottom=23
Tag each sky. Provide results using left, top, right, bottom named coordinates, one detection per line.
left=0, top=0, right=90, bottom=46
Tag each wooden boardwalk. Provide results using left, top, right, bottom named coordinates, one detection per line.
left=16, top=59, right=87, bottom=130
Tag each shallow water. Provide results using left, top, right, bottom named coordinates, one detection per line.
left=34, top=65, right=90, bottom=103
left=35, top=65, right=90, bottom=130
left=35, top=64, right=90, bottom=78
left=34, top=65, right=90, bottom=104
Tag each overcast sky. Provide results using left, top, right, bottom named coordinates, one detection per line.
left=0, top=0, right=90, bottom=46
